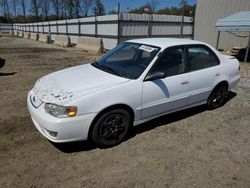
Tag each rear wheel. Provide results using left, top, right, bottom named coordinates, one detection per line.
left=207, top=84, right=228, bottom=110
left=91, top=109, right=131, bottom=147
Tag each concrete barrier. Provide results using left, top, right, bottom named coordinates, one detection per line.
left=14, top=31, right=19, bottom=36
left=18, top=32, right=24, bottom=37
left=76, top=37, right=103, bottom=53
left=30, top=33, right=39, bottom=41
left=54, top=35, right=70, bottom=47
left=23, top=32, right=31, bottom=39
left=39, top=34, right=49, bottom=43
left=9, top=31, right=14, bottom=35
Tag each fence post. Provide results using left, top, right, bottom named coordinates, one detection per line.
left=147, top=14, right=152, bottom=38
left=78, top=19, right=81, bottom=37
left=180, top=4, right=185, bottom=38
left=191, top=15, right=195, bottom=39
left=65, top=20, right=68, bottom=35
left=42, top=22, right=44, bottom=33
left=56, top=21, right=59, bottom=35
left=49, top=22, right=51, bottom=33
left=216, top=31, right=220, bottom=50
left=94, top=7, right=97, bottom=38
left=37, top=23, right=39, bottom=33
left=117, top=3, right=121, bottom=44
left=48, top=22, right=51, bottom=42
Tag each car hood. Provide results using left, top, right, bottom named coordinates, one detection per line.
left=33, top=63, right=129, bottom=105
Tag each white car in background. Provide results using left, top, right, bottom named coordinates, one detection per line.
left=27, top=38, right=240, bottom=147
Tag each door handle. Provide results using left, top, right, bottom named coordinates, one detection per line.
left=215, top=73, right=220, bottom=76
left=181, top=81, right=189, bottom=85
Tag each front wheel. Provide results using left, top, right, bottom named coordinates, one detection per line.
left=91, top=109, right=131, bottom=147
left=207, top=85, right=228, bottom=110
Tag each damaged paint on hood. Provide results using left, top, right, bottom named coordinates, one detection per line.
left=33, top=63, right=129, bottom=105
left=33, top=77, right=74, bottom=105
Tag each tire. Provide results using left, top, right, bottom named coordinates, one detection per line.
left=207, top=84, right=228, bottom=110
left=91, top=109, right=131, bottom=147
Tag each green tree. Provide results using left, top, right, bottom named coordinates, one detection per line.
left=129, top=6, right=145, bottom=14
left=157, top=4, right=195, bottom=16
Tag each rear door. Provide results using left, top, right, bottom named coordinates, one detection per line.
left=185, top=45, right=221, bottom=105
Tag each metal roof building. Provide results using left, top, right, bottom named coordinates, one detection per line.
left=194, top=0, right=250, bottom=50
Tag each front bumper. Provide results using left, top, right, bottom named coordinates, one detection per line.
left=27, top=91, right=97, bottom=143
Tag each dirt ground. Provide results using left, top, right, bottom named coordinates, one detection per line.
left=0, top=36, right=250, bottom=188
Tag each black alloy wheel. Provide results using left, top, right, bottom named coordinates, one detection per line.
left=0, top=58, right=5, bottom=69
left=207, top=85, right=228, bottom=110
left=92, top=109, right=131, bottom=147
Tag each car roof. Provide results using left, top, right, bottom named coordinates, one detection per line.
left=127, top=38, right=206, bottom=49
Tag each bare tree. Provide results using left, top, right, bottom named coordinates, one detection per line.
left=0, top=0, right=10, bottom=21
left=60, top=0, right=67, bottom=19
left=41, top=0, right=51, bottom=21
left=52, top=0, right=60, bottom=19
left=31, top=0, right=41, bottom=21
left=20, top=0, right=27, bottom=22
left=82, top=0, right=92, bottom=17
left=65, top=0, right=74, bottom=19
left=74, top=0, right=80, bottom=18
left=12, top=0, right=17, bottom=17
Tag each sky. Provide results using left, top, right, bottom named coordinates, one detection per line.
left=0, top=0, right=197, bottom=17
left=103, top=0, right=197, bottom=13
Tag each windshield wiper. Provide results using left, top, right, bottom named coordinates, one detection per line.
left=92, top=62, right=121, bottom=77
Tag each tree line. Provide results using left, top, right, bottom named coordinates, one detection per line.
left=0, top=0, right=195, bottom=23
left=0, top=0, right=105, bottom=23
left=129, top=0, right=195, bottom=17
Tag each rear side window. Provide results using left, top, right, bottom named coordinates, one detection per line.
left=188, top=46, right=219, bottom=71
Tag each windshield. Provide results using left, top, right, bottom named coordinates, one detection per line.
left=92, top=42, right=160, bottom=79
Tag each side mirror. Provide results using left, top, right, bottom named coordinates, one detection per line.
left=145, top=71, right=165, bottom=81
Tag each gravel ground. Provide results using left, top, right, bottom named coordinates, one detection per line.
left=0, top=36, right=250, bottom=188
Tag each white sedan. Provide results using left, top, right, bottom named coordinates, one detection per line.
left=27, top=38, right=240, bottom=147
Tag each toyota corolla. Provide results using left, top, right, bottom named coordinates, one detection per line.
left=27, top=38, right=240, bottom=147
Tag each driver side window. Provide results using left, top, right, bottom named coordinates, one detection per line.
left=150, top=47, right=185, bottom=77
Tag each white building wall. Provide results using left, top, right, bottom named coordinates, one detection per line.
left=194, top=0, right=250, bottom=50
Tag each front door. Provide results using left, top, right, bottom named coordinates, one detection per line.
left=141, top=47, right=189, bottom=119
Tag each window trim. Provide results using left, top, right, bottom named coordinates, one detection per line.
left=144, top=44, right=221, bottom=82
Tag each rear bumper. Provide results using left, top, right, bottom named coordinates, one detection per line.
left=27, top=91, right=97, bottom=143
left=229, top=74, right=240, bottom=90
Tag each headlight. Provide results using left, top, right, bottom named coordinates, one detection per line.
left=44, top=103, right=77, bottom=118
